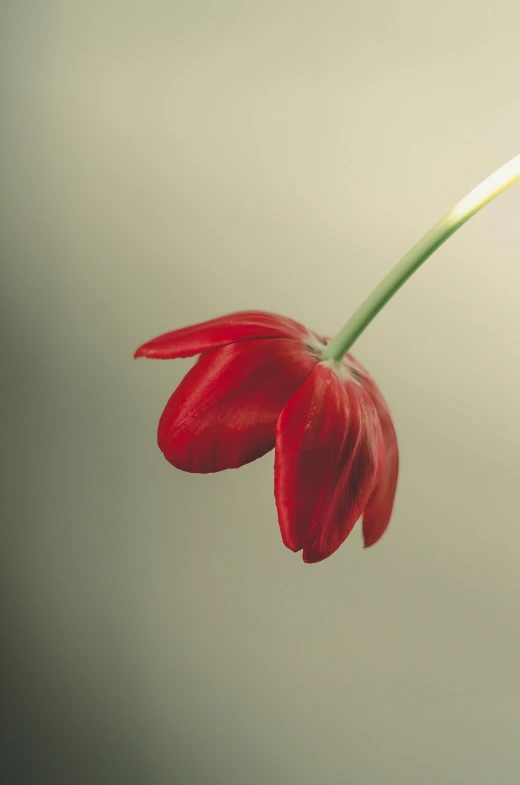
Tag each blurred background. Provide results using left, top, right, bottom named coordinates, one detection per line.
left=2, top=1, right=520, bottom=783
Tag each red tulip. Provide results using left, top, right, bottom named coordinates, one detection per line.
left=135, top=311, right=398, bottom=563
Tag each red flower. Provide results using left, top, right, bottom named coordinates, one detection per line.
left=135, top=311, right=398, bottom=563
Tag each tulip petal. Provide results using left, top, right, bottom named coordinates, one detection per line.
left=361, top=396, right=399, bottom=548
left=274, top=363, right=382, bottom=563
left=344, top=356, right=399, bottom=548
left=135, top=310, right=312, bottom=359
left=158, top=338, right=316, bottom=473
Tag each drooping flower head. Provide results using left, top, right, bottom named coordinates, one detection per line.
left=135, top=157, right=520, bottom=561
left=135, top=310, right=398, bottom=563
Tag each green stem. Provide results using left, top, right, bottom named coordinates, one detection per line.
left=321, top=154, right=520, bottom=363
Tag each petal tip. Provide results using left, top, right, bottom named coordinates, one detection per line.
left=134, top=343, right=162, bottom=359
left=363, top=532, right=383, bottom=549
left=301, top=549, right=327, bottom=564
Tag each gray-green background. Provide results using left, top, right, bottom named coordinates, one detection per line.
left=2, top=2, right=520, bottom=784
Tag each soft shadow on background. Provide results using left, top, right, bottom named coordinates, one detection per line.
left=2, top=2, right=520, bottom=784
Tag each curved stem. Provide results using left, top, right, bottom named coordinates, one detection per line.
left=321, top=154, right=520, bottom=363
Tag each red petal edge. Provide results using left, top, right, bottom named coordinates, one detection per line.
left=134, top=310, right=312, bottom=360
left=344, top=354, right=399, bottom=548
